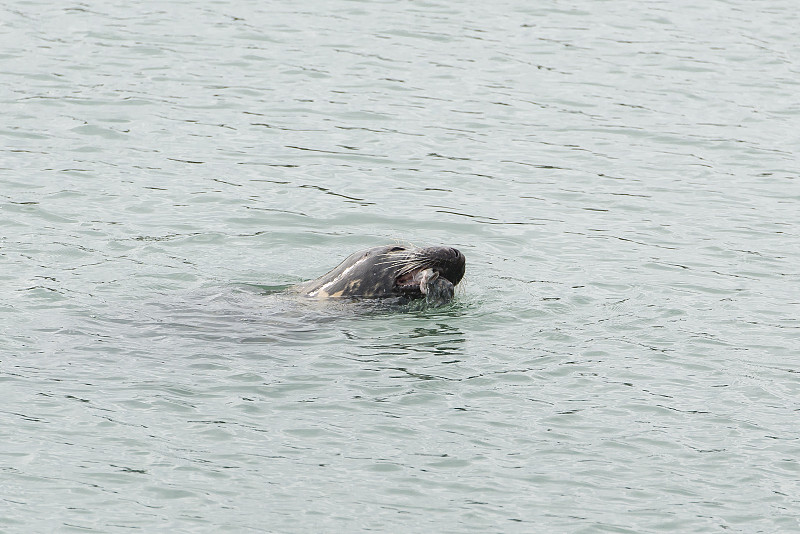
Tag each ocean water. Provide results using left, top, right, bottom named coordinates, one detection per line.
left=2, top=0, right=799, bottom=532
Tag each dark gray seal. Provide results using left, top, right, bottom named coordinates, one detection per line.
left=293, top=245, right=465, bottom=303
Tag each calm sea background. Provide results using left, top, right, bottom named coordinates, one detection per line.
left=2, top=1, right=799, bottom=532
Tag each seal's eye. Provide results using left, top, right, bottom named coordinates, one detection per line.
left=389, top=247, right=405, bottom=252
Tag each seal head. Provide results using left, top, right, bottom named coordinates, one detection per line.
left=294, top=245, right=465, bottom=302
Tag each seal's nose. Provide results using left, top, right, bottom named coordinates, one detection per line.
left=444, top=247, right=465, bottom=285
left=447, top=247, right=465, bottom=266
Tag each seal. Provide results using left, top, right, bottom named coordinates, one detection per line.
left=293, top=245, right=465, bottom=303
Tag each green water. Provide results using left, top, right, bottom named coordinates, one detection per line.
left=2, top=1, right=799, bottom=532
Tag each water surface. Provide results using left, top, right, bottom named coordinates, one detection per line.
left=2, top=0, right=799, bottom=532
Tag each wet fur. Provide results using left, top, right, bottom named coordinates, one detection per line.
left=293, top=245, right=465, bottom=300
